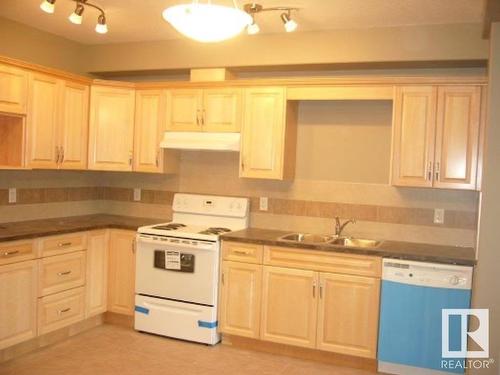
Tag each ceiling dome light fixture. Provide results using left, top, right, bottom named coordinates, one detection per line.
left=243, top=3, right=299, bottom=36
left=69, top=2, right=85, bottom=24
left=38, top=0, right=108, bottom=34
left=40, top=0, right=56, bottom=14
left=162, top=1, right=252, bottom=43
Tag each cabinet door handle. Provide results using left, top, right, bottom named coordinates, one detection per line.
left=233, top=250, right=249, bottom=255
left=55, top=146, right=60, bottom=164
left=427, top=161, right=432, bottom=181
left=132, top=240, right=136, bottom=254
left=57, top=270, right=72, bottom=276
left=435, top=162, right=440, bottom=181
left=58, top=242, right=72, bottom=247
left=312, top=281, right=316, bottom=298
left=61, top=147, right=65, bottom=163
left=196, top=110, right=201, bottom=126
left=319, top=284, right=323, bottom=299
left=2, top=250, right=19, bottom=257
left=58, top=307, right=71, bottom=315
left=156, top=150, right=160, bottom=167
left=129, top=151, right=133, bottom=166
left=221, top=272, right=225, bottom=285
left=201, top=109, right=205, bottom=126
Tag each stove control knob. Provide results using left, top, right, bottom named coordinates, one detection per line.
left=449, top=275, right=460, bottom=286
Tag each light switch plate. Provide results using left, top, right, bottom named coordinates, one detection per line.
left=133, top=188, right=141, bottom=202
left=434, top=208, right=445, bottom=224
left=8, top=188, right=16, bottom=204
left=259, top=197, right=268, bottom=211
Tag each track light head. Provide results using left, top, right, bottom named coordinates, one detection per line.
left=247, top=17, right=260, bottom=35
left=69, top=3, right=85, bottom=24
left=280, top=11, right=297, bottom=32
left=40, top=0, right=56, bottom=14
left=95, top=14, right=108, bottom=34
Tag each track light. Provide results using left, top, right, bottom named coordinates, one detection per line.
left=247, top=17, right=260, bottom=35
left=281, top=12, right=297, bottom=32
left=95, top=14, right=108, bottom=34
left=69, top=3, right=84, bottom=24
left=40, top=0, right=56, bottom=14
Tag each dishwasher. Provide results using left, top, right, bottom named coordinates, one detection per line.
left=378, top=259, right=473, bottom=375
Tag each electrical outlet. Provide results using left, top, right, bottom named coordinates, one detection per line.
left=434, top=208, right=445, bottom=224
left=133, top=188, right=141, bottom=202
left=8, top=188, right=16, bottom=204
left=259, top=197, right=268, bottom=211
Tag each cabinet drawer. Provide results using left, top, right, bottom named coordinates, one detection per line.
left=38, top=232, right=87, bottom=257
left=38, top=287, right=85, bottom=335
left=38, top=251, right=86, bottom=296
left=264, top=246, right=381, bottom=278
left=0, top=239, right=36, bottom=266
left=222, top=241, right=263, bottom=264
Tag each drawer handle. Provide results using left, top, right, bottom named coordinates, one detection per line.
left=2, top=250, right=20, bottom=257
left=58, top=242, right=72, bottom=247
left=57, top=270, right=72, bottom=276
left=233, top=250, right=250, bottom=255
left=58, top=307, right=71, bottom=315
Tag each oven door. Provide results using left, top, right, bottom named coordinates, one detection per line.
left=135, top=235, right=219, bottom=306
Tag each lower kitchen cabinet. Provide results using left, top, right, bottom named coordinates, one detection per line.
left=316, top=272, right=380, bottom=358
left=38, top=286, right=85, bottom=335
left=219, top=261, right=262, bottom=338
left=260, top=266, right=318, bottom=348
left=107, top=230, right=136, bottom=316
left=0, top=260, right=38, bottom=350
left=85, top=230, right=109, bottom=317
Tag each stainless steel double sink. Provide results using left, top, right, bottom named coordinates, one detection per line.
left=278, top=232, right=381, bottom=248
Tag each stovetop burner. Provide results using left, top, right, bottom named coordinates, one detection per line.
left=199, top=227, right=231, bottom=235
left=151, top=223, right=186, bottom=231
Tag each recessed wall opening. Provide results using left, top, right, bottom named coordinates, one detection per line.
left=0, top=114, right=25, bottom=169
left=295, top=100, right=393, bottom=184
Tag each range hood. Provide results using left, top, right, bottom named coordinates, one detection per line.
left=160, top=132, right=240, bottom=151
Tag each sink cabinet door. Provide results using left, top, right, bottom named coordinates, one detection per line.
left=260, top=266, right=318, bottom=348
left=219, top=261, right=262, bottom=338
left=316, top=272, right=380, bottom=358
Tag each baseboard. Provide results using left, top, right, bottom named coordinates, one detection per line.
left=222, top=334, right=377, bottom=373
left=104, top=311, right=134, bottom=328
left=0, top=314, right=103, bottom=364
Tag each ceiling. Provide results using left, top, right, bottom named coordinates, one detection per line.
left=0, top=0, right=486, bottom=45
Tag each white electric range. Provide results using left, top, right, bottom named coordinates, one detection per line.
left=134, top=193, right=249, bottom=345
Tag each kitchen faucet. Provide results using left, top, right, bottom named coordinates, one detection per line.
left=334, top=216, right=356, bottom=237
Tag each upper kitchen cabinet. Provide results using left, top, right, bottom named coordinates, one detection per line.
left=240, top=87, right=298, bottom=180
left=26, top=73, right=61, bottom=169
left=434, top=86, right=481, bottom=190
left=166, top=88, right=242, bottom=132
left=391, top=85, right=483, bottom=190
left=59, top=81, right=89, bottom=170
left=26, top=74, right=90, bottom=170
left=134, top=90, right=178, bottom=174
left=88, top=85, right=135, bottom=171
left=0, top=64, right=28, bottom=115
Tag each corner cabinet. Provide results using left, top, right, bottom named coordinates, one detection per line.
left=392, top=85, right=483, bottom=190
left=239, top=87, right=298, bottom=180
left=85, top=230, right=109, bottom=317
left=88, top=85, right=135, bottom=171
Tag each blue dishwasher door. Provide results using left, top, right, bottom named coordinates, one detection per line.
left=378, top=280, right=471, bottom=374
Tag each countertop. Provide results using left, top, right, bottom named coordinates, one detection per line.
left=0, top=214, right=162, bottom=242
left=221, top=228, right=476, bottom=266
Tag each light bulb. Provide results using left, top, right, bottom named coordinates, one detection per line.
left=247, top=20, right=260, bottom=35
left=281, top=12, right=297, bottom=33
left=95, top=15, right=108, bottom=34
left=40, top=0, right=56, bottom=14
left=69, top=3, right=84, bottom=24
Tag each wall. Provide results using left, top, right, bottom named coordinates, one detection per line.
left=83, top=23, right=488, bottom=74
left=471, top=22, right=500, bottom=375
left=0, top=17, right=85, bottom=74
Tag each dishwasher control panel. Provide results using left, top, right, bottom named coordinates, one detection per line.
left=382, top=259, right=473, bottom=289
